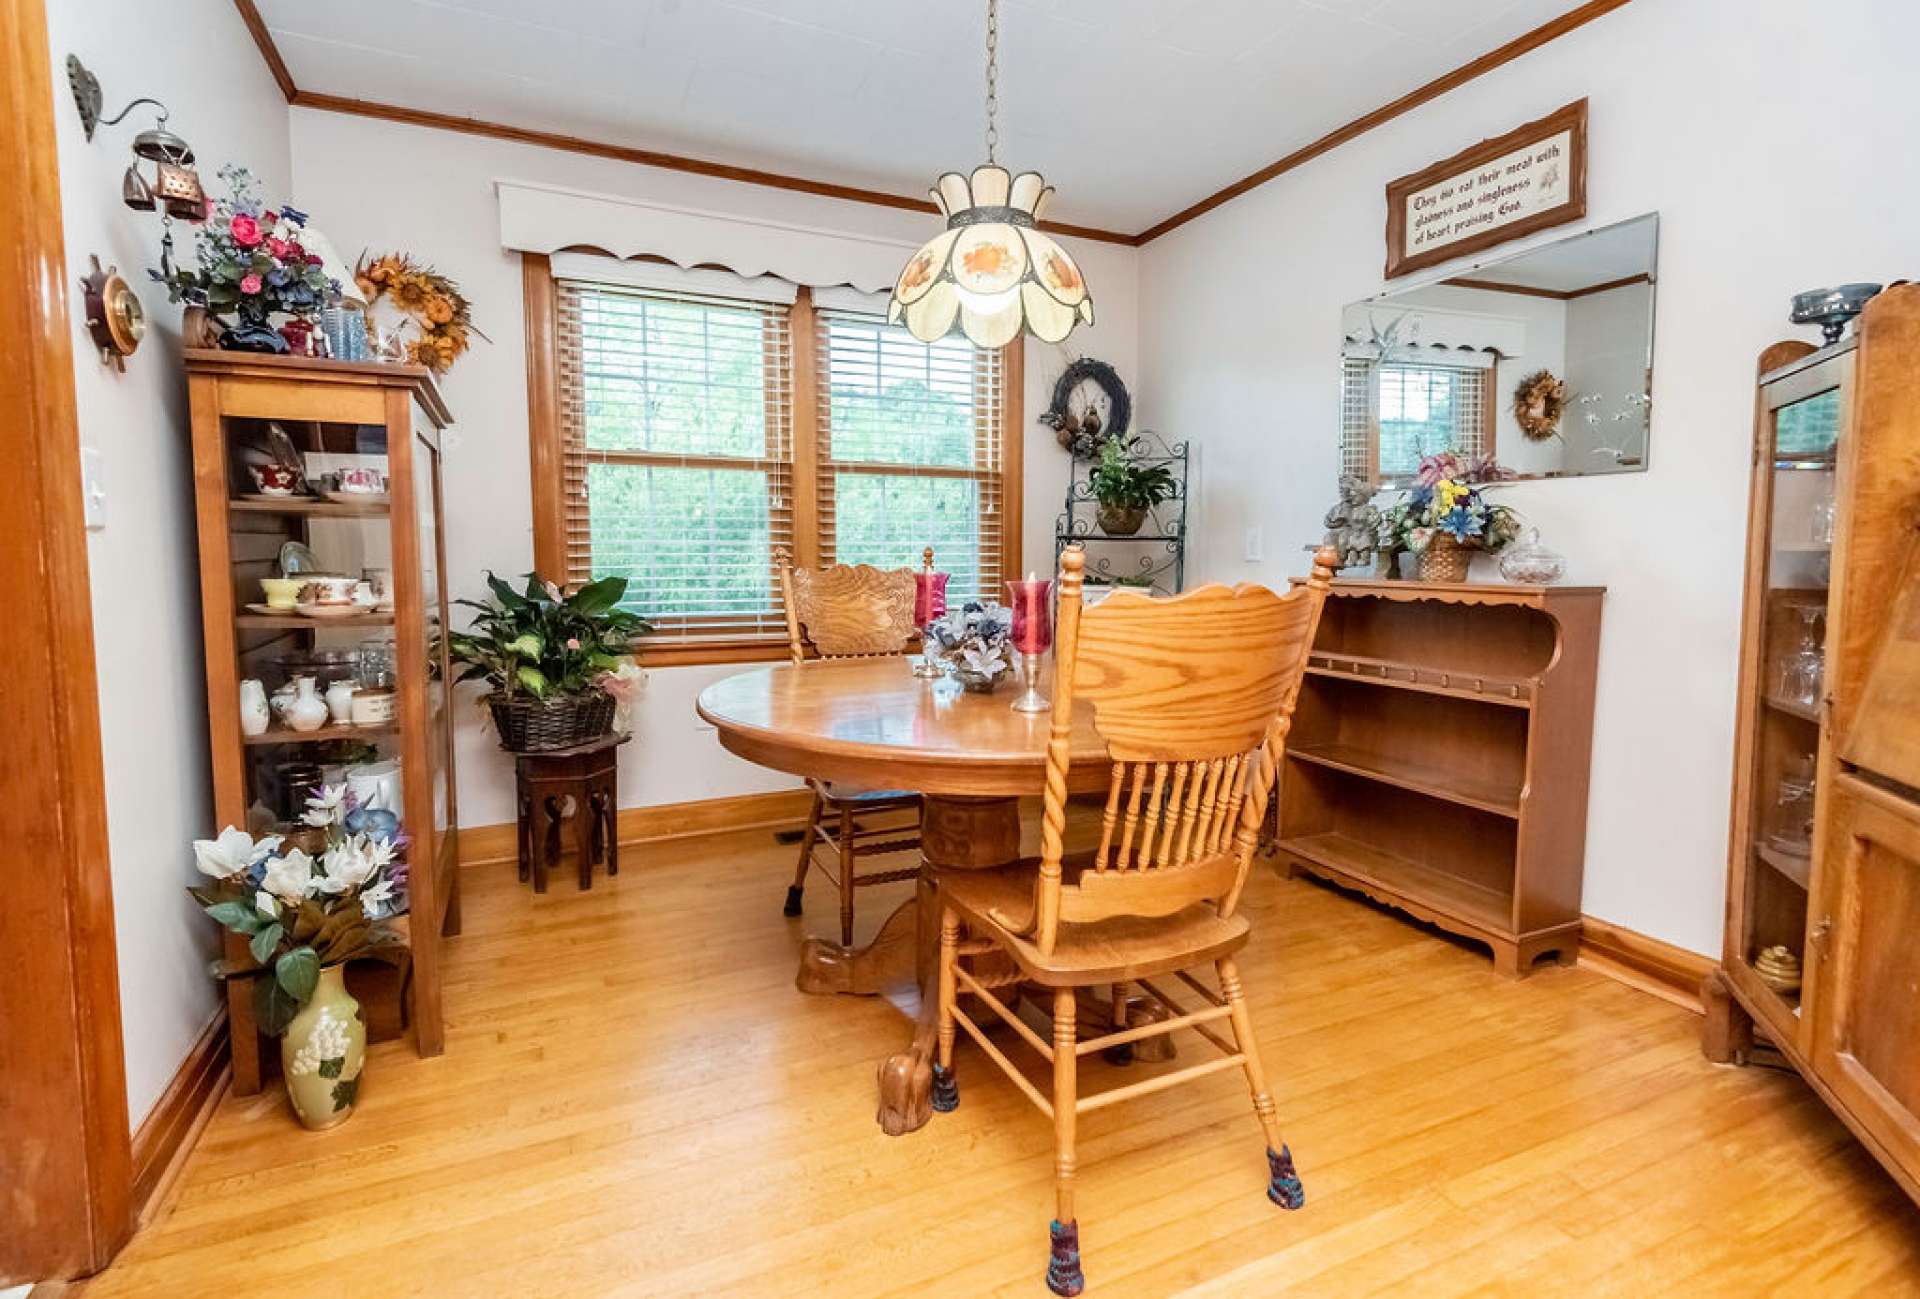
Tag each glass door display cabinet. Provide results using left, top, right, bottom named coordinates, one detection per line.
left=1704, top=284, right=1920, bottom=1206
left=186, top=351, right=458, bottom=1095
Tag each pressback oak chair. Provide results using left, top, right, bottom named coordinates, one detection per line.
left=777, top=549, right=926, bottom=947
left=932, top=544, right=1338, bottom=1295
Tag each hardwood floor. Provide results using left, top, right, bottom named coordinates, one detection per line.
left=86, top=811, right=1920, bottom=1296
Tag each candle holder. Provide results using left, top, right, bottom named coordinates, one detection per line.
left=1006, top=575, right=1054, bottom=713
left=912, top=547, right=949, bottom=679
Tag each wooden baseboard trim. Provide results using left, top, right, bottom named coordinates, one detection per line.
left=1578, top=916, right=1715, bottom=1014
left=458, top=786, right=815, bottom=868
left=129, top=1011, right=230, bottom=1228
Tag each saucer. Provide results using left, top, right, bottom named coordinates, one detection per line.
left=246, top=602, right=302, bottom=616
left=323, top=490, right=391, bottom=505
left=295, top=603, right=365, bottom=620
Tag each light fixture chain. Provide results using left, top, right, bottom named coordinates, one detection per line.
left=984, top=0, right=999, bottom=165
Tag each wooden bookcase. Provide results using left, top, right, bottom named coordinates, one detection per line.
left=1703, top=284, right=1920, bottom=1206
left=1272, top=579, right=1604, bottom=975
left=185, top=351, right=459, bottom=1095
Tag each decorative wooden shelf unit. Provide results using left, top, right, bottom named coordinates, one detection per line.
left=1703, top=285, right=1920, bottom=1208
left=1274, top=578, right=1604, bottom=976
left=186, top=350, right=459, bottom=1096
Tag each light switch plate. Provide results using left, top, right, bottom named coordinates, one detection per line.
left=80, top=446, right=106, bottom=530
left=1243, top=525, right=1262, bottom=563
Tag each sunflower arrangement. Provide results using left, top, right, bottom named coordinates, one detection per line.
left=354, top=251, right=486, bottom=373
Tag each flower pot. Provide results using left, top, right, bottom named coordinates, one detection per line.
left=488, top=689, right=616, bottom=752
left=1096, top=502, right=1148, bottom=536
left=219, top=301, right=290, bottom=354
left=1417, top=534, right=1474, bottom=583
left=281, top=965, right=366, bottom=1130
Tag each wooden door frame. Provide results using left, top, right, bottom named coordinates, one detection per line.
left=0, top=0, right=135, bottom=1280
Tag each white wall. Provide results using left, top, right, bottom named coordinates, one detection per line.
left=1137, top=0, right=1920, bottom=956
left=289, top=110, right=1140, bottom=830
left=46, top=0, right=292, bottom=1126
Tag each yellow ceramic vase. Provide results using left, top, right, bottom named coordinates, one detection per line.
left=281, top=965, right=367, bottom=1130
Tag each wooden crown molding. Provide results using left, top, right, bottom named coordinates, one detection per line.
left=1443, top=271, right=1652, bottom=302
left=234, top=0, right=1631, bottom=247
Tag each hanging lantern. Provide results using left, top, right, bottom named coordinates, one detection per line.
left=887, top=0, right=1094, bottom=348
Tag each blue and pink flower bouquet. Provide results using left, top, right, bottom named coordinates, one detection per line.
left=1379, top=452, right=1522, bottom=580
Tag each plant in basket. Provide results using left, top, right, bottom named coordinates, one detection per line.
left=189, top=785, right=406, bottom=1128
left=1087, top=434, right=1177, bottom=536
left=1377, top=451, right=1522, bottom=583
left=447, top=572, right=652, bottom=752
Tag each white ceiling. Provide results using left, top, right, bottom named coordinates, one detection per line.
left=258, top=0, right=1598, bottom=234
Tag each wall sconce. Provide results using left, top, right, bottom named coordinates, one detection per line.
left=66, top=55, right=206, bottom=276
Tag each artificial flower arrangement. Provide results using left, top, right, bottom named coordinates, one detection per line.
left=154, top=164, right=337, bottom=354
left=446, top=572, right=652, bottom=751
left=354, top=251, right=486, bottom=374
left=1378, top=451, right=1522, bottom=582
left=927, top=600, right=1015, bottom=691
left=190, top=784, right=407, bottom=1036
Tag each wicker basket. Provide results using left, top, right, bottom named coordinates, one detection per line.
left=1417, top=534, right=1474, bottom=583
left=488, top=690, right=615, bottom=753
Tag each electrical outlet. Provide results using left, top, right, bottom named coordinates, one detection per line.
left=1243, top=525, right=1262, bottom=563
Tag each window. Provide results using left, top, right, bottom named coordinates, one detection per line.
left=1340, top=358, right=1492, bottom=486
left=528, top=256, right=1020, bottom=663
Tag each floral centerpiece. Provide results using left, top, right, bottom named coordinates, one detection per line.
left=927, top=600, right=1015, bottom=692
left=189, top=785, right=406, bottom=1128
left=1087, top=434, right=1177, bottom=536
left=447, top=572, right=652, bottom=751
left=154, top=165, right=338, bottom=354
left=1378, top=452, right=1522, bottom=582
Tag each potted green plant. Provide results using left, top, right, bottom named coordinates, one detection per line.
left=447, top=572, right=651, bottom=752
left=1088, top=435, right=1177, bottom=536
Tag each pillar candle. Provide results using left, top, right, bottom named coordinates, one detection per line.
left=1006, top=574, right=1054, bottom=656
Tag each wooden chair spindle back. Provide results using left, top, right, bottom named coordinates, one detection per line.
left=1023, top=545, right=1340, bottom=954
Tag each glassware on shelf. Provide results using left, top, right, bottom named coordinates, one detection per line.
left=1497, top=529, right=1567, bottom=585
left=1767, top=753, right=1817, bottom=858
left=1809, top=490, right=1837, bottom=546
left=1773, top=604, right=1825, bottom=709
left=356, top=636, right=397, bottom=688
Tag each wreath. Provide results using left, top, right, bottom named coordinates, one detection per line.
left=354, top=252, right=487, bottom=374
left=1512, top=368, right=1568, bottom=442
left=1039, top=357, right=1131, bottom=458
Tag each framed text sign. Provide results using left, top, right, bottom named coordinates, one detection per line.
left=1384, top=99, right=1588, bottom=279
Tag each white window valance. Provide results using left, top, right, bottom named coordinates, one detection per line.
left=1341, top=302, right=1527, bottom=362
left=547, top=252, right=797, bottom=305
left=498, top=179, right=915, bottom=294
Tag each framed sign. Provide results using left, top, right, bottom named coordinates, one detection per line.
left=1384, top=99, right=1588, bottom=279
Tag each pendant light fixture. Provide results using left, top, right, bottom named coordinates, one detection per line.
left=888, top=0, right=1094, bottom=348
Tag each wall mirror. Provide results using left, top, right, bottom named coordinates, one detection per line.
left=1341, top=212, right=1658, bottom=483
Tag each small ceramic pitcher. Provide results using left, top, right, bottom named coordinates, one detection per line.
left=325, top=680, right=357, bottom=724
left=280, top=965, right=367, bottom=1130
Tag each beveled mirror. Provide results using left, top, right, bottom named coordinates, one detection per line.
left=1341, top=212, right=1658, bottom=483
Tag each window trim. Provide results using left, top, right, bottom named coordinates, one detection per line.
left=522, top=252, right=1023, bottom=667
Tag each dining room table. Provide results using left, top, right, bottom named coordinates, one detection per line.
left=696, top=654, right=1113, bottom=1135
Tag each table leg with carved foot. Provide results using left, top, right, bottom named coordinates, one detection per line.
left=867, top=794, right=1024, bottom=1136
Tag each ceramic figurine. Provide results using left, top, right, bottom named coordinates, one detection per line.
left=1321, top=474, right=1380, bottom=571
left=285, top=675, right=329, bottom=733
left=239, top=678, right=270, bottom=737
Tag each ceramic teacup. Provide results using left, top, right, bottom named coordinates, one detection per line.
left=335, top=466, right=386, bottom=495
left=301, top=574, right=358, bottom=606
left=249, top=462, right=299, bottom=496
left=260, top=576, right=306, bottom=610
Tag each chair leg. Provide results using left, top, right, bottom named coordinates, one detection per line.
left=837, top=805, right=856, bottom=949
left=1219, top=956, right=1303, bottom=1210
left=931, top=906, right=960, bottom=1113
left=1102, top=980, right=1133, bottom=1065
left=1047, top=987, right=1085, bottom=1296
left=784, top=790, right=823, bottom=917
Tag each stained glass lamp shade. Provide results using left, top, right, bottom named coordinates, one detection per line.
left=888, top=164, right=1095, bottom=348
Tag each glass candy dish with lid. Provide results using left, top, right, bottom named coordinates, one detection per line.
left=1498, top=529, right=1567, bottom=585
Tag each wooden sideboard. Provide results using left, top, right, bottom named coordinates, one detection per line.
left=1272, top=578, right=1604, bottom=975
left=1703, top=284, right=1920, bottom=1206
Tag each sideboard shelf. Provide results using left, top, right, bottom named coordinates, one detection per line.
left=1752, top=841, right=1811, bottom=890
left=241, top=720, right=400, bottom=747
left=230, top=496, right=390, bottom=518
left=1276, top=578, right=1604, bottom=976
left=234, top=611, right=396, bottom=631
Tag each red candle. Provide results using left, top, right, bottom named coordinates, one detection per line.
left=1006, top=574, right=1053, bottom=656
left=913, top=570, right=949, bottom=627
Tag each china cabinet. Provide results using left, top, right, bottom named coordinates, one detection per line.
left=186, top=351, right=459, bottom=1095
left=1702, top=284, right=1920, bottom=1205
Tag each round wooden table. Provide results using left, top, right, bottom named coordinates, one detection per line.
left=696, top=656, right=1111, bottom=1134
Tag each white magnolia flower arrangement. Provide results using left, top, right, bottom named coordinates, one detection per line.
left=927, top=600, right=1015, bottom=685
left=189, top=785, right=409, bottom=1034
